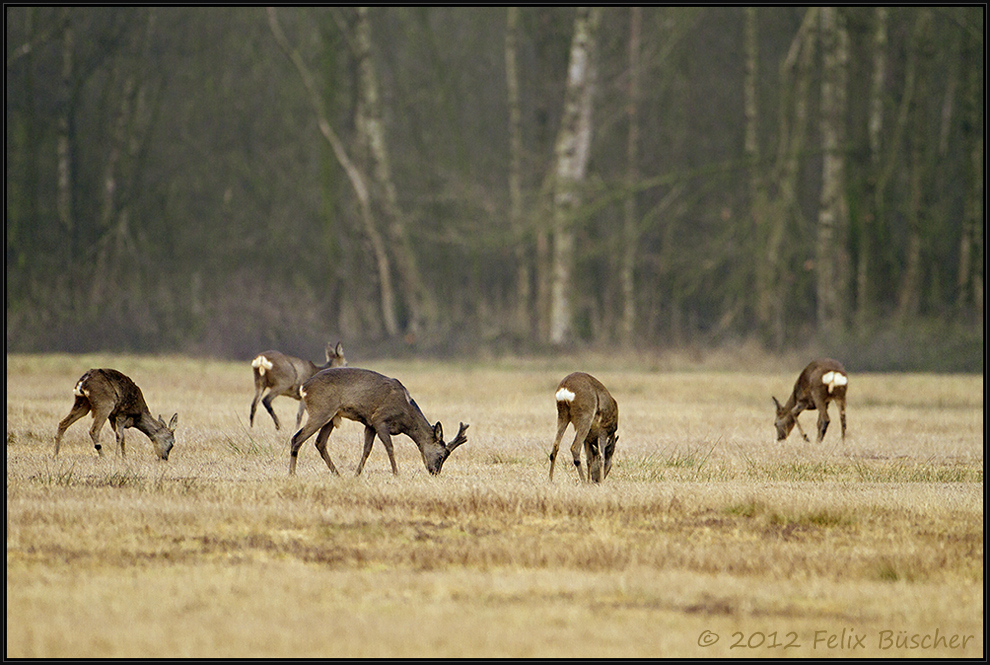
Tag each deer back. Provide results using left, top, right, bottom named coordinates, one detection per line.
left=299, top=367, right=468, bottom=475
left=77, top=368, right=149, bottom=418
left=773, top=358, right=847, bottom=440
left=301, top=367, right=414, bottom=426
left=77, top=368, right=177, bottom=459
left=557, top=371, right=618, bottom=435
left=793, top=358, right=848, bottom=407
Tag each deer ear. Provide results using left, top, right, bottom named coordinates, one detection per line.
left=772, top=396, right=782, bottom=411
left=335, top=341, right=344, bottom=356
left=433, top=422, right=443, bottom=442
left=168, top=413, right=178, bottom=430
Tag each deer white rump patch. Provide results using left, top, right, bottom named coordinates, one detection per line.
left=821, top=371, right=848, bottom=393
left=555, top=387, right=576, bottom=402
left=252, top=355, right=274, bottom=375
left=73, top=381, right=88, bottom=397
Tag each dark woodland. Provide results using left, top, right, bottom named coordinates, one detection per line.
left=5, top=7, right=984, bottom=370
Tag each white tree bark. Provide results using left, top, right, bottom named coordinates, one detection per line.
left=505, top=7, right=530, bottom=334
left=621, top=7, right=641, bottom=347
left=816, top=7, right=850, bottom=335
left=549, top=7, right=601, bottom=346
left=268, top=7, right=399, bottom=337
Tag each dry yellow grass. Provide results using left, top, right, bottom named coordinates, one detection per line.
left=5, top=353, right=984, bottom=657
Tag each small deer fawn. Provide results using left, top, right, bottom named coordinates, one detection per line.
left=249, top=341, right=347, bottom=430
left=53, top=368, right=178, bottom=460
left=549, top=372, right=618, bottom=483
left=773, top=358, right=848, bottom=443
left=288, top=367, right=469, bottom=476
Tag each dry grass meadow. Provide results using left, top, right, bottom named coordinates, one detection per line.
left=5, top=351, right=984, bottom=658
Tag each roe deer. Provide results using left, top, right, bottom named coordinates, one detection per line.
left=249, top=341, right=347, bottom=430
left=288, top=367, right=469, bottom=477
left=773, top=358, right=848, bottom=443
left=53, top=368, right=178, bottom=460
left=549, top=372, right=618, bottom=483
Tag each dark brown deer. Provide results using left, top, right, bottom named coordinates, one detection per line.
left=773, top=358, right=848, bottom=443
left=549, top=372, right=619, bottom=483
left=53, top=368, right=177, bottom=460
left=288, top=367, right=469, bottom=477
left=249, top=341, right=347, bottom=430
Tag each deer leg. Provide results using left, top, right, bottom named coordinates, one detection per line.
left=375, top=425, right=399, bottom=475
left=355, top=425, right=376, bottom=476
left=112, top=417, right=127, bottom=457
left=602, top=434, right=617, bottom=480
left=53, top=397, right=91, bottom=457
left=810, top=392, right=832, bottom=443
left=289, top=417, right=328, bottom=475
left=87, top=403, right=114, bottom=457
left=789, top=404, right=810, bottom=441
left=261, top=391, right=282, bottom=430
left=312, top=421, right=340, bottom=475
left=569, top=416, right=595, bottom=483
left=584, top=434, right=603, bottom=483
left=549, top=414, right=570, bottom=482
left=294, top=399, right=307, bottom=430
left=816, top=411, right=831, bottom=442
left=839, top=396, right=847, bottom=440
left=249, top=377, right=265, bottom=427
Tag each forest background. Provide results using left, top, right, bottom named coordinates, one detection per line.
left=5, top=7, right=984, bottom=371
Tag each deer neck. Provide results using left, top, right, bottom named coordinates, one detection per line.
left=134, top=411, right=166, bottom=439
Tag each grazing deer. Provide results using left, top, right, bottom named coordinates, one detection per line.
left=773, top=358, right=848, bottom=443
left=53, top=368, right=178, bottom=460
left=288, top=367, right=469, bottom=477
left=249, top=341, right=347, bottom=430
left=549, top=372, right=619, bottom=483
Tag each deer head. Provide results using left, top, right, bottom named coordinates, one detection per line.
left=422, top=421, right=470, bottom=475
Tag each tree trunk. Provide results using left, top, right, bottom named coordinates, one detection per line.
left=620, top=7, right=641, bottom=348
left=896, top=10, right=932, bottom=323
left=505, top=7, right=530, bottom=336
left=56, top=13, right=74, bottom=267
left=857, top=6, right=887, bottom=324
left=267, top=7, right=399, bottom=338
left=745, top=7, right=774, bottom=344
left=355, top=7, right=430, bottom=339
left=764, top=7, right=817, bottom=347
left=549, top=7, right=601, bottom=346
left=816, top=7, right=850, bottom=336
left=956, top=26, right=982, bottom=316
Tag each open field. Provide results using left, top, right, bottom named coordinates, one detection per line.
left=5, top=353, right=984, bottom=658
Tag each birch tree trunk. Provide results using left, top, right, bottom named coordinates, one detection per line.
left=354, top=7, right=431, bottom=338
left=620, top=7, right=641, bottom=347
left=268, top=7, right=399, bottom=338
left=549, top=7, right=601, bottom=346
left=896, top=10, right=931, bottom=322
left=816, top=7, right=850, bottom=336
left=745, top=7, right=774, bottom=344
left=857, top=6, right=887, bottom=324
left=763, top=7, right=817, bottom=347
left=505, top=7, right=530, bottom=335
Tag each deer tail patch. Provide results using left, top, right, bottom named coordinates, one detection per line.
left=822, top=371, right=848, bottom=393
left=252, top=355, right=274, bottom=375
left=555, top=387, right=576, bottom=403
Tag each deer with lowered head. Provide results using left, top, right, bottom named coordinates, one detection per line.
left=288, top=367, right=469, bottom=477
left=53, top=368, right=177, bottom=460
left=772, top=358, right=848, bottom=443
left=250, top=341, right=347, bottom=430
left=549, top=372, right=618, bottom=483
